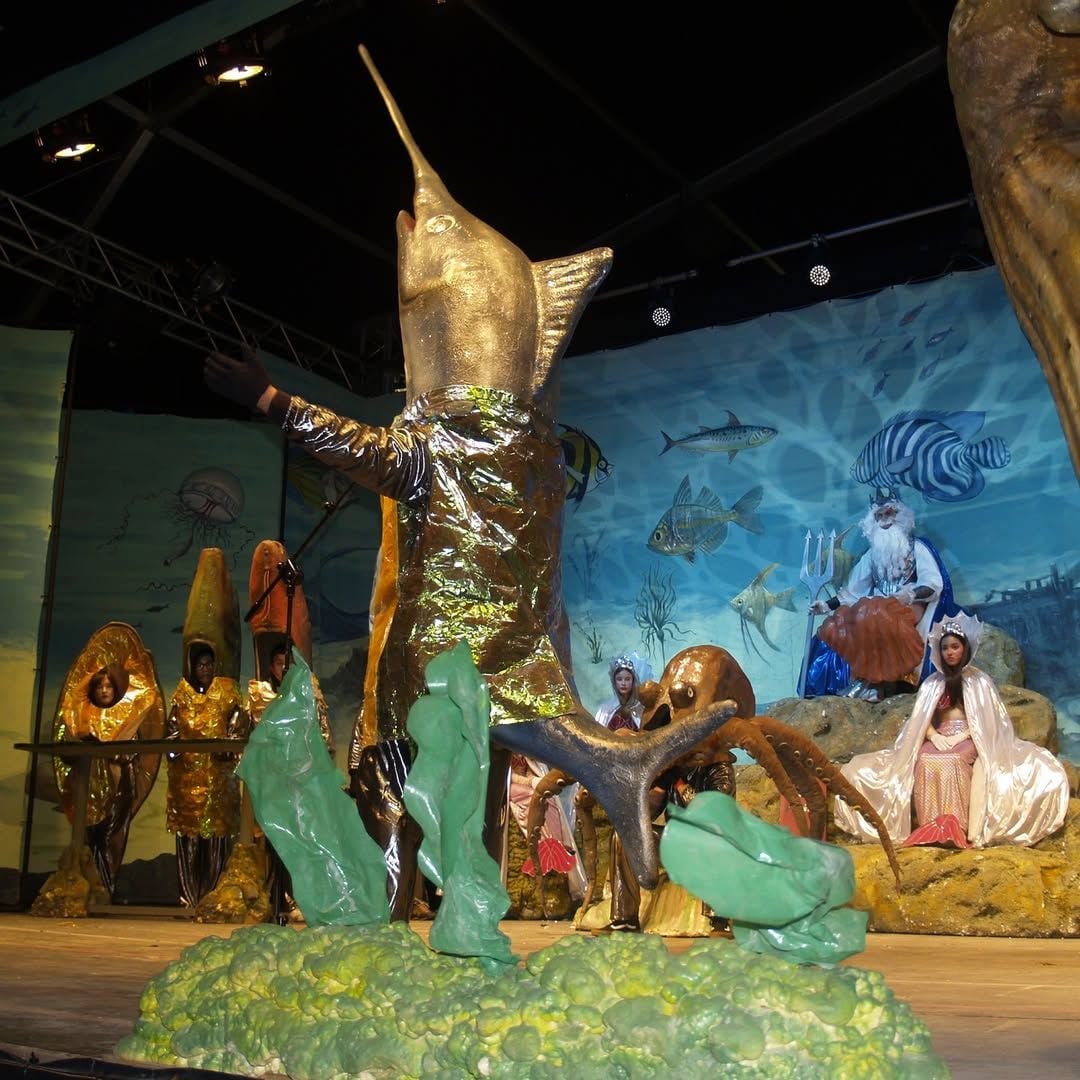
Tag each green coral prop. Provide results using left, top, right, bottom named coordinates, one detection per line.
left=661, top=792, right=868, bottom=964
left=403, top=639, right=515, bottom=966
left=116, top=923, right=948, bottom=1078
left=236, top=651, right=390, bottom=928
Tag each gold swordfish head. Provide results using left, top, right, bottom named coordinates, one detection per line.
left=358, top=46, right=613, bottom=421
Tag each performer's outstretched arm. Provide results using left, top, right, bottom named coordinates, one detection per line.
left=205, top=347, right=429, bottom=505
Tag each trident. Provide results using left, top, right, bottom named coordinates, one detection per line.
left=796, top=529, right=835, bottom=698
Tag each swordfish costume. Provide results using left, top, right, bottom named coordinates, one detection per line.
left=206, top=47, right=742, bottom=904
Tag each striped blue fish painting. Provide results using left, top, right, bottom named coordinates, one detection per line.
left=850, top=410, right=1011, bottom=502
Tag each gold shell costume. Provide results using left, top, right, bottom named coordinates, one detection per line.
left=52, top=621, right=165, bottom=827
left=246, top=538, right=334, bottom=753
left=165, top=547, right=247, bottom=839
left=165, top=676, right=245, bottom=837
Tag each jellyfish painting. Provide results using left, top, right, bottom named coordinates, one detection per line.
left=101, top=465, right=256, bottom=569
left=164, top=467, right=248, bottom=566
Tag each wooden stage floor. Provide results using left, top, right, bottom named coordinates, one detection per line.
left=0, top=912, right=1076, bottom=1079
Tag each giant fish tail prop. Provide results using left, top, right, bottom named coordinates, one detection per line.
left=948, top=1, right=1080, bottom=479
left=491, top=701, right=738, bottom=890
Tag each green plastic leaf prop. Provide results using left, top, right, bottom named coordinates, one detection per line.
left=660, top=791, right=868, bottom=964
left=236, top=650, right=390, bottom=927
left=403, top=639, right=516, bottom=967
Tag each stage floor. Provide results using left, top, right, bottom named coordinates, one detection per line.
left=0, top=913, right=1076, bottom=1079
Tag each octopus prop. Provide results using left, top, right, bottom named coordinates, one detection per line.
left=949, top=0, right=1080, bottom=478
left=816, top=596, right=925, bottom=684
left=207, top=48, right=745, bottom=891
left=526, top=646, right=900, bottom=918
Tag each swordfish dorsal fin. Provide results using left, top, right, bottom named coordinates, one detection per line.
left=532, top=250, right=613, bottom=407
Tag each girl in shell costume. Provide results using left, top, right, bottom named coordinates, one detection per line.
left=834, top=613, right=1070, bottom=848
left=165, top=548, right=248, bottom=907
left=52, top=621, right=165, bottom=897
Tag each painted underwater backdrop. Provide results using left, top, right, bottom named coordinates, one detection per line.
left=559, top=267, right=1080, bottom=764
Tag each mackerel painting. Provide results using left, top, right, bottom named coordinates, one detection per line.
left=659, top=409, right=778, bottom=463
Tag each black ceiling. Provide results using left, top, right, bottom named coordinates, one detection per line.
left=0, top=0, right=984, bottom=411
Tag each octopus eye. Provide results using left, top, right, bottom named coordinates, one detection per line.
left=426, top=214, right=456, bottom=234
left=670, top=685, right=695, bottom=709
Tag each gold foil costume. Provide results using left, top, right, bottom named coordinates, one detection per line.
left=282, top=385, right=577, bottom=742
left=208, top=48, right=760, bottom=892
left=52, top=622, right=165, bottom=895
left=53, top=624, right=164, bottom=829
left=165, top=676, right=245, bottom=838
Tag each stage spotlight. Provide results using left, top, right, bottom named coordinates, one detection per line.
left=36, top=115, right=98, bottom=162
left=808, top=235, right=831, bottom=287
left=198, top=34, right=270, bottom=87
left=188, top=259, right=234, bottom=306
left=649, top=292, right=673, bottom=328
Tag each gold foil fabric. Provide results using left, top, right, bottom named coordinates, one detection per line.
left=165, top=677, right=246, bottom=838
left=283, top=385, right=578, bottom=742
left=52, top=622, right=165, bottom=826
left=181, top=547, right=241, bottom=680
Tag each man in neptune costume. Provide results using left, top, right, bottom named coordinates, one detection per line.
left=205, top=47, right=739, bottom=915
left=806, top=487, right=960, bottom=701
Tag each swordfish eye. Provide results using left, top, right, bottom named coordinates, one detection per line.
left=425, top=214, right=457, bottom=234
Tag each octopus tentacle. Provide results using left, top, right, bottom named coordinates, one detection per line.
left=751, top=715, right=901, bottom=884
left=688, top=718, right=812, bottom=836
left=573, top=786, right=598, bottom=914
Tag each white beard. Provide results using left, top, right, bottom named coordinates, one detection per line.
left=861, top=503, right=916, bottom=587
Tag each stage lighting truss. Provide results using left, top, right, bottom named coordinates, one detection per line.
left=0, top=188, right=363, bottom=389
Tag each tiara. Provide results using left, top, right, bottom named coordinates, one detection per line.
left=610, top=655, right=636, bottom=672
left=941, top=621, right=967, bottom=640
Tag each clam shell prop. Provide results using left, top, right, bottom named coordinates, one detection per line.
left=818, top=596, right=925, bottom=683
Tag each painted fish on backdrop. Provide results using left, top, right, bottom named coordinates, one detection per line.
left=729, top=562, right=797, bottom=658
left=647, top=476, right=764, bottom=563
left=559, top=423, right=612, bottom=510
left=851, top=410, right=1010, bottom=502
left=659, top=410, right=778, bottom=463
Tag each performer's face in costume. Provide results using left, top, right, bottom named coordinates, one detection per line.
left=269, top=650, right=287, bottom=685
left=193, top=651, right=216, bottom=690
left=872, top=501, right=900, bottom=529
left=89, top=673, right=116, bottom=708
left=614, top=668, right=634, bottom=701
left=940, top=634, right=968, bottom=670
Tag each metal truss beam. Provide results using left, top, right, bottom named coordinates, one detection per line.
left=0, top=188, right=366, bottom=390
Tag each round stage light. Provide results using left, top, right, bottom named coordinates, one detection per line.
left=809, top=263, right=831, bottom=287
left=651, top=304, right=672, bottom=327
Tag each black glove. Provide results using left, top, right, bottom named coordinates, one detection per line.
left=204, top=345, right=271, bottom=410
